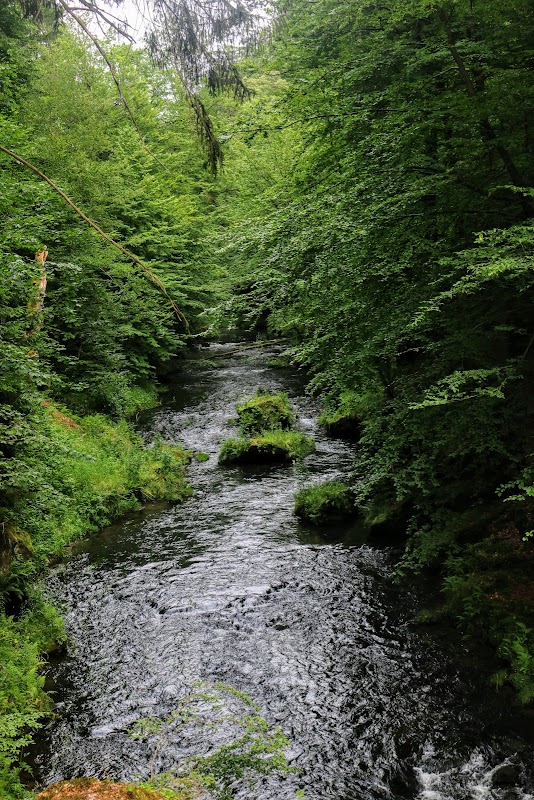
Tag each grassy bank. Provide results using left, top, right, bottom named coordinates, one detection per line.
left=0, top=402, right=192, bottom=800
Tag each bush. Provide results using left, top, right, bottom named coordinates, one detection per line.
left=294, top=481, right=356, bottom=524
left=236, top=390, right=295, bottom=436
left=219, top=430, right=315, bottom=465
left=0, top=593, right=66, bottom=800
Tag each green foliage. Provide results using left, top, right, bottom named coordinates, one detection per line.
left=213, top=0, right=534, bottom=700
left=495, top=624, right=534, bottom=704
left=130, top=682, right=298, bottom=800
left=3, top=404, right=192, bottom=568
left=236, top=390, right=295, bottom=435
left=0, top=593, right=66, bottom=800
left=439, top=527, right=534, bottom=702
left=294, top=481, right=356, bottom=525
left=219, top=430, right=315, bottom=465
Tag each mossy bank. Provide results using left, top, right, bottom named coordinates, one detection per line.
left=0, top=401, right=192, bottom=800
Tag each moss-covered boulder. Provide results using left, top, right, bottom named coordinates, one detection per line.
left=219, top=430, right=315, bottom=465
left=319, top=392, right=362, bottom=440
left=236, top=390, right=295, bottom=435
left=321, top=413, right=361, bottom=439
left=294, top=481, right=357, bottom=524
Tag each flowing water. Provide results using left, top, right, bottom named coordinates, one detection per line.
left=34, top=344, right=534, bottom=800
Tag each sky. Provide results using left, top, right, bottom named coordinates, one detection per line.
left=93, top=0, right=152, bottom=43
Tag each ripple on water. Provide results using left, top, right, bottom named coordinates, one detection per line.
left=34, top=345, right=534, bottom=800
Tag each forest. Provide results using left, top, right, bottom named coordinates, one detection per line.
left=1, top=0, right=534, bottom=797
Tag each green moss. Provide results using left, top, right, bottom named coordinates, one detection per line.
left=236, top=390, right=295, bottom=436
left=294, top=481, right=356, bottom=524
left=219, top=430, right=315, bottom=465
left=265, top=355, right=291, bottom=368
left=195, top=452, right=210, bottom=462
left=415, top=607, right=447, bottom=625
left=319, top=391, right=363, bottom=439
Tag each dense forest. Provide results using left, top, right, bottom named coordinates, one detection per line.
left=1, top=0, right=534, bottom=797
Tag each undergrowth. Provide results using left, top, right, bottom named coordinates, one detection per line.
left=0, top=402, right=192, bottom=799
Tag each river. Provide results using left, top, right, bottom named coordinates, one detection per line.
left=33, top=343, right=534, bottom=800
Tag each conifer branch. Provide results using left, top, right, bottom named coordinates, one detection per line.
left=56, top=0, right=173, bottom=175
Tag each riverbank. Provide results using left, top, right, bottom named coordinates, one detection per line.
left=0, top=399, right=193, bottom=800
left=29, top=344, right=534, bottom=800
left=316, top=394, right=534, bottom=706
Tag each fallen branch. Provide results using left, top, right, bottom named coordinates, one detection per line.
left=210, top=339, right=289, bottom=357
left=0, top=144, right=188, bottom=327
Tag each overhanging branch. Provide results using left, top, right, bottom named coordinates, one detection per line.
left=0, top=144, right=188, bottom=328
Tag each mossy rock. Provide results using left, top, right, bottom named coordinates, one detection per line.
left=364, top=499, right=411, bottom=541
left=416, top=607, right=448, bottom=625
left=219, top=430, right=315, bottom=465
left=294, top=481, right=357, bottom=524
left=236, top=390, right=295, bottom=436
left=319, top=391, right=363, bottom=440
left=36, top=778, right=201, bottom=800
left=266, top=354, right=291, bottom=368
left=321, top=413, right=362, bottom=439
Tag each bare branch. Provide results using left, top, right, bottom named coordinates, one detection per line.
left=57, top=0, right=174, bottom=174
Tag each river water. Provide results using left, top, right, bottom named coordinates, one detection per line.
left=34, top=344, right=534, bottom=800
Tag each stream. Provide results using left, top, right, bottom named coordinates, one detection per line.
left=34, top=343, right=534, bottom=800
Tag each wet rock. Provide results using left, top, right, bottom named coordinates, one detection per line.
left=219, top=431, right=315, bottom=464
left=36, top=778, right=202, bottom=800
left=492, top=764, right=521, bottom=786
left=322, top=414, right=361, bottom=440
left=294, top=481, right=357, bottom=525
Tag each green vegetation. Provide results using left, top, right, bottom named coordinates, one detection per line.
left=2, top=0, right=534, bottom=793
left=236, top=390, right=294, bottom=435
left=3, top=404, right=192, bottom=586
left=0, top=596, right=65, bottom=800
left=265, top=356, right=291, bottom=369
left=0, top=3, right=216, bottom=790
left=318, top=392, right=363, bottom=439
left=294, top=481, right=356, bottom=525
left=219, top=430, right=315, bottom=465
left=130, top=682, right=297, bottom=800
left=214, top=0, right=534, bottom=697
left=295, top=481, right=357, bottom=525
